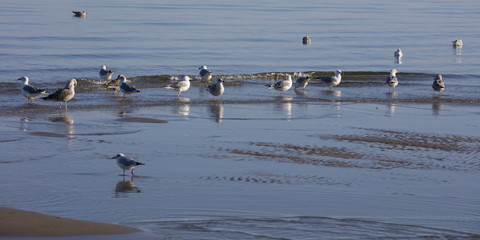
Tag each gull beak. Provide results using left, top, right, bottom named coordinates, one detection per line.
left=111, top=156, right=117, bottom=159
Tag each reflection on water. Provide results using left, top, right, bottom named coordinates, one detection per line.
left=432, top=102, right=443, bottom=115
left=387, top=91, right=398, bottom=98
left=294, top=88, right=308, bottom=97
left=114, top=176, right=141, bottom=198
left=454, top=46, right=463, bottom=63
left=272, top=96, right=292, bottom=119
left=395, top=56, right=403, bottom=64
left=387, top=102, right=396, bottom=116
left=322, top=90, right=341, bottom=98
left=208, top=104, right=224, bottom=123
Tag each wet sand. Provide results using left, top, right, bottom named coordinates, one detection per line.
left=0, top=207, right=140, bottom=237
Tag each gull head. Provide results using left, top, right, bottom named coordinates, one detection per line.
left=390, top=69, right=398, bottom=75
left=199, top=65, right=208, bottom=70
left=335, top=69, right=342, bottom=75
left=183, top=76, right=192, bottom=81
left=17, top=76, right=29, bottom=83
left=111, top=153, right=125, bottom=159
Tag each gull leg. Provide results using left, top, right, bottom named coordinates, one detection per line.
left=131, top=169, right=135, bottom=176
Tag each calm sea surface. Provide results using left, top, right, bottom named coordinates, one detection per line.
left=1, top=1, right=480, bottom=239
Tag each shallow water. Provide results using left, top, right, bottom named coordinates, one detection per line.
left=1, top=0, right=480, bottom=239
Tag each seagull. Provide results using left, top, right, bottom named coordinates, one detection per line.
left=118, top=74, right=141, bottom=96
left=294, top=76, right=311, bottom=90
left=165, top=76, right=191, bottom=97
left=17, top=76, right=47, bottom=103
left=266, top=75, right=293, bottom=96
left=105, top=75, right=120, bottom=93
left=386, top=69, right=399, bottom=92
left=72, top=11, right=87, bottom=17
left=198, top=65, right=212, bottom=82
left=317, top=69, right=342, bottom=91
left=207, top=79, right=225, bottom=99
left=432, top=74, right=445, bottom=96
left=111, top=153, right=145, bottom=176
left=99, top=65, right=114, bottom=80
left=42, top=79, right=77, bottom=109
left=452, top=39, right=463, bottom=47
left=302, top=35, right=311, bottom=45
left=394, top=49, right=403, bottom=57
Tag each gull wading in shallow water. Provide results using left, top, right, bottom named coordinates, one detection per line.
left=105, top=75, right=120, bottom=93
left=99, top=65, right=114, bottom=80
left=112, top=153, right=145, bottom=176
left=294, top=76, right=311, bottom=90
left=394, top=49, right=403, bottom=57
left=266, top=75, right=293, bottom=96
left=199, top=65, right=213, bottom=82
left=17, top=76, right=47, bottom=103
left=165, top=76, right=191, bottom=97
left=452, top=39, right=463, bottom=47
left=207, top=79, right=225, bottom=100
left=41, top=79, right=77, bottom=109
left=432, top=74, right=445, bottom=96
left=386, top=69, right=399, bottom=93
left=317, top=69, right=342, bottom=91
left=118, top=74, right=141, bottom=97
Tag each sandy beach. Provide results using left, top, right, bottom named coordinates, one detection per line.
left=0, top=207, right=140, bottom=237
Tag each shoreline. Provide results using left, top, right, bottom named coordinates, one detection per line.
left=0, top=207, right=141, bottom=237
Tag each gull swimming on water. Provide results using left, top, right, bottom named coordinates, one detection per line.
left=42, top=79, right=77, bottom=109
left=294, top=76, right=311, bottom=90
left=17, top=76, right=47, bottom=103
left=317, top=69, right=342, bottom=91
left=72, top=11, right=87, bottom=17
left=165, top=76, right=191, bottom=97
left=452, top=39, right=463, bottom=47
left=118, top=74, right=141, bottom=96
left=207, top=79, right=225, bottom=99
left=198, top=65, right=213, bottom=82
left=266, top=75, right=293, bottom=96
left=386, top=69, right=399, bottom=92
left=111, top=153, right=145, bottom=176
left=394, top=49, right=403, bottom=57
left=99, top=65, right=114, bottom=80
left=432, top=74, right=445, bottom=96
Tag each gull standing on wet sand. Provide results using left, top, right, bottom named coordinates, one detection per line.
left=198, top=65, right=213, bottom=82
left=266, top=75, right=293, bottom=96
left=432, top=74, right=445, bottom=96
left=99, top=65, right=114, bottom=80
left=118, top=74, right=141, bottom=97
left=386, top=69, right=399, bottom=92
left=17, top=76, right=47, bottom=103
left=42, top=79, right=77, bottom=109
left=317, top=69, right=342, bottom=91
left=294, top=76, right=311, bottom=90
left=207, top=79, right=225, bottom=100
left=164, top=76, right=191, bottom=97
left=111, top=153, right=145, bottom=176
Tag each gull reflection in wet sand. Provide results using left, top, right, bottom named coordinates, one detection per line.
left=294, top=88, right=308, bottom=97
left=208, top=104, right=224, bottom=123
left=273, top=96, right=292, bottom=119
left=387, top=102, right=396, bottom=116
left=115, top=176, right=141, bottom=198
left=432, top=102, right=443, bottom=115
left=322, top=90, right=341, bottom=98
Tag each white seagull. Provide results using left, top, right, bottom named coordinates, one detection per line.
left=386, top=69, right=399, bottom=92
left=198, top=65, right=213, bottom=82
left=432, top=74, right=445, bottom=96
left=317, top=69, right=342, bottom=91
left=42, top=79, right=77, bottom=109
left=207, top=79, right=225, bottom=99
left=165, top=76, right=191, bottom=97
left=99, top=65, right=114, bottom=80
left=118, top=74, right=141, bottom=96
left=17, top=76, right=47, bottom=103
left=266, top=75, right=293, bottom=96
left=111, top=153, right=145, bottom=176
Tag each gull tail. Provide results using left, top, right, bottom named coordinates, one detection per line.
left=135, top=162, right=145, bottom=166
left=265, top=84, right=274, bottom=89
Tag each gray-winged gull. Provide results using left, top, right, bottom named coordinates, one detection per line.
left=111, top=153, right=145, bottom=176
left=72, top=11, right=87, bottom=17
left=266, top=75, right=293, bottom=95
left=294, top=76, right=311, bottom=90
left=165, top=76, right=191, bottom=97
left=394, top=49, right=403, bottom=57
left=198, top=65, right=213, bottom=82
left=99, top=65, right=114, bottom=80
left=207, top=79, right=225, bottom=99
left=317, top=69, right=342, bottom=91
left=118, top=74, right=141, bottom=96
left=386, top=69, right=399, bottom=92
left=17, top=76, right=47, bottom=103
